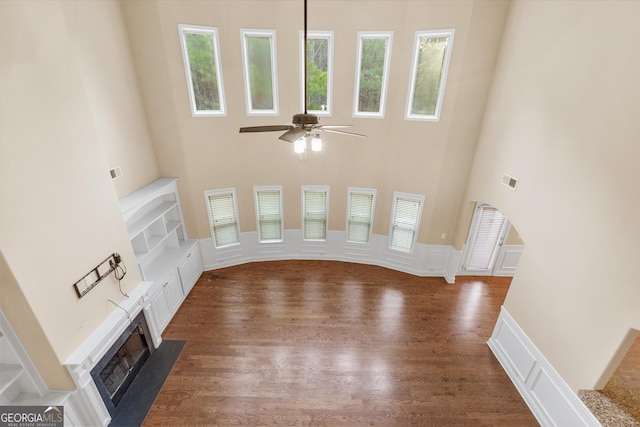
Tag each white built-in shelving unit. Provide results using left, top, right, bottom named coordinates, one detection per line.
left=120, top=177, right=203, bottom=335
left=0, top=310, right=71, bottom=409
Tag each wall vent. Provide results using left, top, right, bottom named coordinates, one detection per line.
left=502, top=174, right=518, bottom=190
left=109, top=167, right=122, bottom=180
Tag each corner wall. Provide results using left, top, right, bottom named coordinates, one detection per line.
left=465, top=0, right=640, bottom=390
left=0, top=0, right=150, bottom=388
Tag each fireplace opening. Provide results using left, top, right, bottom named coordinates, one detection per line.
left=90, top=311, right=153, bottom=414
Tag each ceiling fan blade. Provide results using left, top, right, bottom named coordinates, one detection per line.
left=320, top=128, right=367, bottom=138
left=316, top=125, right=352, bottom=129
left=279, top=127, right=307, bottom=142
left=239, top=125, right=293, bottom=133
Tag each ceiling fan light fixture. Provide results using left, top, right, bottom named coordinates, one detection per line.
left=294, top=137, right=306, bottom=154
left=311, top=134, right=322, bottom=151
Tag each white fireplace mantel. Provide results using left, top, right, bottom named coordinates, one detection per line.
left=64, top=281, right=158, bottom=427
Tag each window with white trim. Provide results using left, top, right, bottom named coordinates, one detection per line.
left=241, top=29, right=279, bottom=115
left=205, top=189, right=240, bottom=248
left=353, top=31, right=393, bottom=118
left=300, top=31, right=333, bottom=115
left=405, top=29, right=454, bottom=121
left=302, top=186, right=329, bottom=241
left=346, top=188, right=376, bottom=244
left=254, top=186, right=283, bottom=243
left=178, top=25, right=226, bottom=117
left=389, top=192, right=425, bottom=253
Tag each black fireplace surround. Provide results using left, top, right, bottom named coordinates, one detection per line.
left=90, top=311, right=154, bottom=415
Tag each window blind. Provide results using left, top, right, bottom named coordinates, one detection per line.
left=207, top=192, right=239, bottom=248
left=303, top=189, right=327, bottom=240
left=256, top=189, right=282, bottom=242
left=347, top=192, right=374, bottom=243
left=389, top=197, right=421, bottom=252
left=466, top=206, right=506, bottom=270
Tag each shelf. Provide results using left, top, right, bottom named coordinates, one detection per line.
left=146, top=235, right=165, bottom=251
left=126, top=201, right=177, bottom=237
left=141, top=239, right=198, bottom=284
left=0, top=364, right=24, bottom=395
left=119, top=177, right=177, bottom=214
left=165, top=220, right=181, bottom=235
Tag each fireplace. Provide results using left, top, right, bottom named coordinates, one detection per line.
left=90, top=311, right=153, bottom=415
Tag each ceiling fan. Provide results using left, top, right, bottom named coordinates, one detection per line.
left=239, top=0, right=366, bottom=145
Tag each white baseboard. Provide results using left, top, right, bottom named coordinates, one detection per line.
left=199, top=229, right=470, bottom=280
left=488, top=307, right=601, bottom=427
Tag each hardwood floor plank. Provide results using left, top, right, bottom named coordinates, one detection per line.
left=143, top=260, right=538, bottom=426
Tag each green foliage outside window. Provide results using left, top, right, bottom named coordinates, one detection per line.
left=358, top=38, right=387, bottom=113
left=185, top=32, right=220, bottom=111
left=411, top=36, right=448, bottom=116
left=306, top=38, right=328, bottom=111
left=247, top=36, right=274, bottom=110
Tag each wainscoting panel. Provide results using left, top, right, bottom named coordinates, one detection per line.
left=199, top=230, right=461, bottom=279
left=494, top=245, right=525, bottom=276
left=492, top=318, right=536, bottom=383
left=488, top=307, right=602, bottom=427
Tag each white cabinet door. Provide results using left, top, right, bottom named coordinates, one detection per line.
left=151, top=271, right=184, bottom=333
left=164, top=270, right=184, bottom=313
left=177, top=244, right=202, bottom=296
left=150, top=285, right=171, bottom=332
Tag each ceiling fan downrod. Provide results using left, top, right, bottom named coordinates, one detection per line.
left=303, top=0, right=308, bottom=115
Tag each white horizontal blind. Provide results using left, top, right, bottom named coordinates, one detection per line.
left=207, top=192, right=239, bottom=248
left=466, top=206, right=506, bottom=270
left=256, top=189, right=282, bottom=242
left=389, top=196, right=422, bottom=253
left=347, top=192, right=374, bottom=243
left=303, top=189, right=327, bottom=240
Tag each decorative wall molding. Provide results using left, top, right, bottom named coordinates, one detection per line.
left=199, top=230, right=468, bottom=279
left=488, top=307, right=602, bottom=427
left=493, top=245, right=524, bottom=276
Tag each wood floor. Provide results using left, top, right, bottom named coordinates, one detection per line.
left=143, top=260, right=538, bottom=426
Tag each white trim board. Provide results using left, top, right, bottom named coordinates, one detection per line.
left=198, top=229, right=518, bottom=284
left=488, top=307, right=602, bottom=427
left=198, top=229, right=462, bottom=282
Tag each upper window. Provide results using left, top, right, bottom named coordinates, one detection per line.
left=346, top=188, right=376, bottom=244
left=178, top=25, right=226, bottom=117
left=353, top=31, right=393, bottom=118
left=254, top=186, right=283, bottom=243
left=300, top=31, right=333, bottom=116
left=302, top=186, right=329, bottom=241
left=405, top=29, right=455, bottom=121
left=389, top=192, right=425, bottom=253
left=205, top=189, right=240, bottom=248
left=241, top=29, right=279, bottom=116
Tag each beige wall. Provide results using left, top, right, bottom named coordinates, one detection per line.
left=0, top=1, right=149, bottom=388
left=122, top=0, right=510, bottom=246
left=464, top=0, right=640, bottom=390
left=61, top=0, right=159, bottom=198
